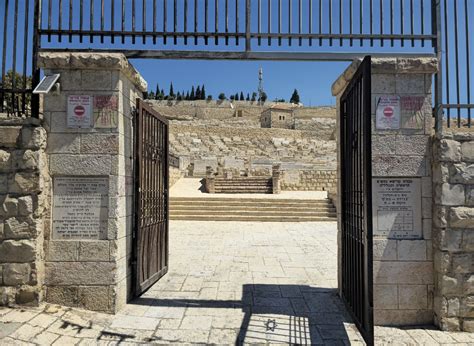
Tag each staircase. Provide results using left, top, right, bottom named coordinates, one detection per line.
left=169, top=197, right=337, bottom=222
left=213, top=177, right=273, bottom=194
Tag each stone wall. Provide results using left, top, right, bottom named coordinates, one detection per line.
left=280, top=170, right=337, bottom=192
left=169, top=166, right=184, bottom=188
left=39, top=52, right=146, bottom=313
left=0, top=117, right=48, bottom=306
left=170, top=123, right=336, bottom=176
left=432, top=132, right=474, bottom=332
left=333, top=57, right=437, bottom=326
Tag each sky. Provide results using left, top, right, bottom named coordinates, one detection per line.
left=131, top=59, right=348, bottom=105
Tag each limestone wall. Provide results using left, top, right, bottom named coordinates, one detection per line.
left=39, top=52, right=145, bottom=313
left=334, top=57, right=437, bottom=327
left=432, top=132, right=474, bottom=332
left=170, top=124, right=336, bottom=176
left=169, top=166, right=184, bottom=188
left=280, top=170, right=337, bottom=192
left=0, top=117, right=48, bottom=306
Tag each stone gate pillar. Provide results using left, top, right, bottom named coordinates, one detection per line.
left=333, top=58, right=437, bottom=326
left=38, top=52, right=147, bottom=313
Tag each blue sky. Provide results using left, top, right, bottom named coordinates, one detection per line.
left=131, top=59, right=348, bottom=105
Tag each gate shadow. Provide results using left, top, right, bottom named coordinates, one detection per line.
left=132, top=284, right=353, bottom=344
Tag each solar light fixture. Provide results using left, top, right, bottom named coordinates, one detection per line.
left=33, top=74, right=60, bottom=94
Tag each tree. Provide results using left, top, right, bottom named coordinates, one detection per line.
left=246, top=93, right=250, bottom=101
left=169, top=83, right=175, bottom=98
left=290, top=89, right=300, bottom=104
left=190, top=86, right=195, bottom=100
left=148, top=91, right=155, bottom=99
left=185, top=91, right=190, bottom=100
left=260, top=91, right=268, bottom=102
left=207, top=95, right=213, bottom=101
left=251, top=92, right=257, bottom=102
left=155, top=83, right=160, bottom=99
left=201, top=85, right=206, bottom=100
left=230, top=94, right=235, bottom=101
left=240, top=92, right=245, bottom=101
left=177, top=92, right=183, bottom=101
left=196, top=86, right=201, bottom=100
left=218, top=93, right=226, bottom=100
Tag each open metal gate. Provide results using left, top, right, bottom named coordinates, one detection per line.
left=340, top=56, right=374, bottom=345
left=133, top=98, right=169, bottom=296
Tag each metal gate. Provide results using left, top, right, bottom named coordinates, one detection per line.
left=133, top=98, right=169, bottom=296
left=340, top=56, right=374, bottom=345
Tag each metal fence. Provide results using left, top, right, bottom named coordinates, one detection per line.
left=0, top=0, right=472, bottom=129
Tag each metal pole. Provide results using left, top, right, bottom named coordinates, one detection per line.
left=433, top=0, right=443, bottom=134
left=245, top=0, right=251, bottom=51
left=32, top=0, right=41, bottom=118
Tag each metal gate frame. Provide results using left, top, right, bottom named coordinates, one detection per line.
left=340, top=56, right=374, bottom=345
left=133, top=98, right=169, bottom=296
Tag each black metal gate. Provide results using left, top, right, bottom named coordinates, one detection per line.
left=133, top=98, right=169, bottom=296
left=340, top=56, right=374, bottom=345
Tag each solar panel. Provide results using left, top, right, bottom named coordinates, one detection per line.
left=33, top=74, right=60, bottom=94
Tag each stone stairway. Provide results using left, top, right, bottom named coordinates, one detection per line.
left=169, top=197, right=337, bottom=222
left=213, top=177, right=273, bottom=194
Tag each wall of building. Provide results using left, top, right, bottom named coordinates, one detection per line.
left=39, top=52, right=145, bottom=313
left=333, top=57, right=437, bottom=327
left=432, top=132, right=474, bottom=332
left=0, top=118, right=48, bottom=306
left=280, top=170, right=337, bottom=192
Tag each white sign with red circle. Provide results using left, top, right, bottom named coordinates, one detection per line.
left=67, top=95, right=92, bottom=128
left=376, top=95, right=401, bottom=130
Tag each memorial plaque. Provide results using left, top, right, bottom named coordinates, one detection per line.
left=372, top=177, right=422, bottom=239
left=53, top=177, right=108, bottom=240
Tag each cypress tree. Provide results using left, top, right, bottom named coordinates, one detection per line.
left=186, top=91, right=190, bottom=100
left=201, top=85, right=206, bottom=100
left=169, top=83, right=175, bottom=97
left=240, top=92, right=244, bottom=101
left=155, top=83, right=160, bottom=99
left=246, top=93, right=250, bottom=101
left=290, top=89, right=300, bottom=104
left=196, top=86, right=201, bottom=100
left=190, top=86, right=195, bottom=100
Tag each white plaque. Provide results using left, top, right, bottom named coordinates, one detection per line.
left=372, top=177, right=422, bottom=239
left=376, top=95, right=401, bottom=130
left=53, top=177, right=108, bottom=239
left=67, top=95, right=93, bottom=128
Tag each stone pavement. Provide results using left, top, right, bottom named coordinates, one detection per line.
left=1, top=221, right=474, bottom=345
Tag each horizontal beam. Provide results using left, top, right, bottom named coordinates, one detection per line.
left=39, top=49, right=436, bottom=61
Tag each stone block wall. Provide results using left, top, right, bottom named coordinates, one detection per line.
left=39, top=52, right=146, bottom=313
left=0, top=117, right=49, bottom=306
left=432, top=132, right=474, bottom=332
left=280, top=170, right=337, bottom=192
left=333, top=57, right=437, bottom=326
left=169, top=166, right=184, bottom=188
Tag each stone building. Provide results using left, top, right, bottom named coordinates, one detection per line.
left=260, top=104, right=295, bottom=129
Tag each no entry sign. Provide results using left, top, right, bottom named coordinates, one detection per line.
left=67, top=95, right=92, bottom=128
left=376, top=96, right=401, bottom=130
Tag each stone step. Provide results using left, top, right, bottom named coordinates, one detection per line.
left=171, top=210, right=337, bottom=217
left=169, top=215, right=337, bottom=222
left=170, top=198, right=332, bottom=205
left=171, top=205, right=336, bottom=212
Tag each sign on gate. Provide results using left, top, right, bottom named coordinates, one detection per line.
left=376, top=96, right=401, bottom=130
left=67, top=95, right=93, bottom=128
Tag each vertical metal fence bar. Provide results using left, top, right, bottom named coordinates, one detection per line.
left=258, top=0, right=261, bottom=45
left=309, top=0, right=312, bottom=46
left=80, top=0, right=84, bottom=42
left=1, top=0, right=9, bottom=114
left=143, top=0, right=146, bottom=44
left=101, top=0, right=105, bottom=43
left=153, top=0, right=156, bottom=44
left=215, top=0, right=218, bottom=45
left=465, top=0, right=471, bottom=127
left=370, top=0, right=373, bottom=45
left=31, top=0, right=41, bottom=118
left=225, top=0, right=229, bottom=45
left=318, top=0, right=321, bottom=45
left=245, top=0, right=250, bottom=51
left=173, top=0, right=177, bottom=44
left=360, top=0, right=363, bottom=46
left=278, top=0, right=282, bottom=45
left=12, top=0, right=19, bottom=114
left=268, top=0, right=271, bottom=46
left=390, top=0, right=394, bottom=46
left=68, top=0, right=72, bottom=42
left=184, top=0, right=188, bottom=45
left=400, top=0, right=404, bottom=46
left=453, top=0, right=460, bottom=127
left=350, top=0, right=353, bottom=46
left=58, top=0, right=62, bottom=42
left=164, top=0, right=167, bottom=44
left=380, top=0, right=383, bottom=46
left=339, top=0, right=342, bottom=46
left=48, top=0, right=52, bottom=41
left=205, top=0, right=208, bottom=45
left=289, top=0, right=293, bottom=46
left=22, top=0, right=30, bottom=114
left=299, top=0, right=302, bottom=46
left=421, top=0, right=424, bottom=47
left=90, top=0, right=94, bottom=43
left=410, top=0, right=414, bottom=46
left=444, top=0, right=450, bottom=126
left=329, top=0, right=332, bottom=46
left=111, top=0, right=115, bottom=44
left=195, top=0, right=198, bottom=45
left=235, top=0, right=239, bottom=45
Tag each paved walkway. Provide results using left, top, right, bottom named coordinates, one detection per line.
left=170, top=178, right=328, bottom=200
left=1, top=221, right=473, bottom=345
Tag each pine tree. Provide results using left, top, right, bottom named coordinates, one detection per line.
left=218, top=93, right=226, bottom=100
left=149, top=91, right=155, bottom=99
left=234, top=93, right=239, bottom=101
left=260, top=91, right=268, bottom=102
left=246, top=93, right=250, bottom=101
left=185, top=91, right=190, bottom=100
left=177, top=91, right=182, bottom=100
left=190, top=86, right=195, bottom=100
left=161, top=89, right=165, bottom=97
left=290, top=89, right=300, bottom=104
left=196, top=86, right=201, bottom=100
left=230, top=95, right=235, bottom=101
left=251, top=92, right=257, bottom=102
left=169, top=83, right=175, bottom=98
left=240, top=92, right=244, bottom=101
left=155, top=84, right=160, bottom=99
left=201, top=85, right=206, bottom=100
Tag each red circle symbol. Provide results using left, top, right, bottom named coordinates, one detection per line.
left=74, top=105, right=85, bottom=116
left=383, top=107, right=394, bottom=117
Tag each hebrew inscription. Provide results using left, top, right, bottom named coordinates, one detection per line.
left=53, top=177, right=108, bottom=240
left=372, top=177, right=422, bottom=239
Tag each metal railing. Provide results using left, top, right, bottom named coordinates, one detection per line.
left=0, top=0, right=472, bottom=130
